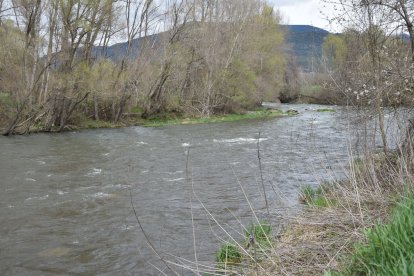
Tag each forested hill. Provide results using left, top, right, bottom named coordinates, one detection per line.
left=282, top=25, right=330, bottom=71
left=91, top=33, right=162, bottom=61
left=91, top=24, right=331, bottom=71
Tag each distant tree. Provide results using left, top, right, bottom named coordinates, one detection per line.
left=322, top=34, right=347, bottom=70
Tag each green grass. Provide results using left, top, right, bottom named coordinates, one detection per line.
left=299, top=184, right=333, bottom=208
left=9, top=108, right=287, bottom=133
left=215, top=243, right=242, bottom=265
left=316, top=108, right=336, bottom=112
left=142, top=109, right=286, bottom=127
left=78, top=119, right=121, bottom=129
left=245, top=221, right=273, bottom=248
left=0, top=92, right=14, bottom=105
left=300, top=85, right=323, bottom=96
left=338, top=195, right=414, bottom=276
left=130, top=106, right=142, bottom=113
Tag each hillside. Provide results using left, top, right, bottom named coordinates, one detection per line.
left=91, top=33, right=162, bottom=61
left=282, top=25, right=330, bottom=71
left=91, top=24, right=331, bottom=72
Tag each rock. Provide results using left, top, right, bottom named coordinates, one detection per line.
left=287, top=109, right=299, bottom=115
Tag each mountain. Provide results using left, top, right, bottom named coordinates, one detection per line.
left=282, top=25, right=330, bottom=71
left=91, top=33, right=162, bottom=61
left=90, top=24, right=331, bottom=72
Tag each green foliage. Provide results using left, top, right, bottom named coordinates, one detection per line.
left=0, top=2, right=291, bottom=133
left=0, top=21, right=25, bottom=102
left=245, top=221, right=272, bottom=248
left=78, top=118, right=121, bottom=129
left=215, top=243, right=242, bottom=264
left=322, top=34, right=347, bottom=69
left=299, top=185, right=316, bottom=204
left=0, top=92, right=14, bottom=126
left=353, top=157, right=365, bottom=171
left=340, top=196, right=414, bottom=276
left=142, top=109, right=285, bottom=127
left=298, top=83, right=335, bottom=105
left=130, top=106, right=142, bottom=113
left=0, top=92, right=15, bottom=107
left=245, top=4, right=285, bottom=101
left=220, top=58, right=257, bottom=111
left=299, top=184, right=333, bottom=208
left=301, top=85, right=323, bottom=96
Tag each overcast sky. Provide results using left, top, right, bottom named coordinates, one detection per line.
left=269, top=0, right=339, bottom=32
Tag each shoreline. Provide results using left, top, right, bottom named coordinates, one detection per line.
left=259, top=151, right=413, bottom=275
left=1, top=108, right=292, bottom=135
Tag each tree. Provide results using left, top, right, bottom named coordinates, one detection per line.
left=323, top=0, right=414, bottom=154
left=322, top=34, right=347, bottom=70
left=0, top=0, right=289, bottom=134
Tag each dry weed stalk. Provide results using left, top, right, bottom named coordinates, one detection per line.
left=260, top=132, right=414, bottom=275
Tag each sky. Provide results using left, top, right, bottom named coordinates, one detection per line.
left=270, top=0, right=339, bottom=32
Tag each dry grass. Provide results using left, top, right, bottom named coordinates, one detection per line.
left=260, top=145, right=414, bottom=275
left=264, top=204, right=390, bottom=275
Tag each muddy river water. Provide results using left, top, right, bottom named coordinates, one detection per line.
left=0, top=104, right=403, bottom=275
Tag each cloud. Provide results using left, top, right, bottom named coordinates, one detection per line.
left=268, top=0, right=313, bottom=7
left=269, top=0, right=340, bottom=32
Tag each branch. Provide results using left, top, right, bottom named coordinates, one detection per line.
left=128, top=189, right=180, bottom=276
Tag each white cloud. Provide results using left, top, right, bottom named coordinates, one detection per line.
left=269, top=0, right=340, bottom=32
left=269, top=0, right=313, bottom=7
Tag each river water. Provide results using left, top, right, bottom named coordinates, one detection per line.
left=0, top=104, right=404, bottom=275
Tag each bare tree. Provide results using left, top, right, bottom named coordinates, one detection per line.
left=323, top=0, right=414, bottom=153
left=3, top=0, right=43, bottom=135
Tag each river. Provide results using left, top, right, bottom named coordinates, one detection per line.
left=0, top=104, right=403, bottom=275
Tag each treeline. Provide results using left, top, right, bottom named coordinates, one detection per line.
left=0, top=0, right=299, bottom=135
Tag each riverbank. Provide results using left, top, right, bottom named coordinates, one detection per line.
left=0, top=108, right=291, bottom=135
left=260, top=150, right=414, bottom=275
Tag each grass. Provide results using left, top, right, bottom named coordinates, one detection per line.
left=213, top=222, right=273, bottom=271
left=301, top=84, right=323, bottom=96
left=2, top=108, right=289, bottom=134
left=316, top=108, right=336, bottom=112
left=259, top=147, right=414, bottom=275
left=215, top=243, right=242, bottom=265
left=299, top=184, right=333, bottom=208
left=78, top=118, right=122, bottom=129
left=337, top=195, right=414, bottom=276
left=0, top=92, right=14, bottom=106
left=141, top=109, right=286, bottom=127
left=245, top=222, right=273, bottom=248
